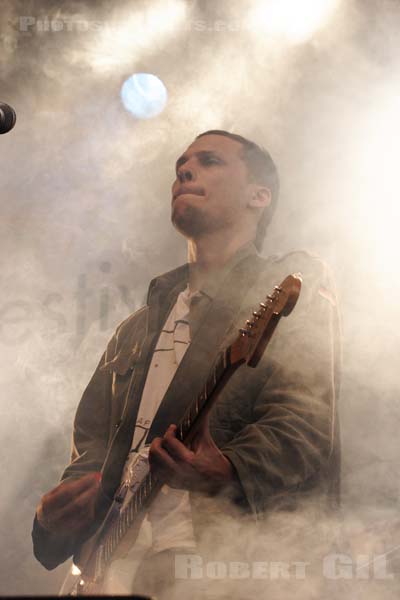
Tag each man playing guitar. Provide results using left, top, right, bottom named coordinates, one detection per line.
left=32, top=131, right=340, bottom=597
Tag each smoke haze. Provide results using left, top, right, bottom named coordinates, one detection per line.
left=1, top=0, right=400, bottom=595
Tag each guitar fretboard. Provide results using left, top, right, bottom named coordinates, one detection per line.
left=97, top=346, right=236, bottom=569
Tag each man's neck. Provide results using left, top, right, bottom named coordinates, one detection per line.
left=187, top=230, right=255, bottom=292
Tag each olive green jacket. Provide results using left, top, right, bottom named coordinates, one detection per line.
left=32, top=245, right=341, bottom=569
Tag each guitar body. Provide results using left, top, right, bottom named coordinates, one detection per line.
left=68, top=274, right=301, bottom=595
left=69, top=497, right=150, bottom=594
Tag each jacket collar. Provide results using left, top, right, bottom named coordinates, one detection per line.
left=191, top=242, right=258, bottom=300
left=147, top=242, right=258, bottom=305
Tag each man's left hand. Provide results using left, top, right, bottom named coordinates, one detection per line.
left=149, top=422, right=236, bottom=495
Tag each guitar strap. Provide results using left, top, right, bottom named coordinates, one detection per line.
left=146, top=252, right=266, bottom=442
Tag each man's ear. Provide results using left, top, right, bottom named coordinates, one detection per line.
left=247, top=184, right=272, bottom=209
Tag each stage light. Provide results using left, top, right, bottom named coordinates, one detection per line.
left=121, top=73, right=168, bottom=119
left=89, top=0, right=187, bottom=71
left=246, top=0, right=340, bottom=44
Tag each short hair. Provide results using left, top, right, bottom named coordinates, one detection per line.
left=196, top=130, right=280, bottom=252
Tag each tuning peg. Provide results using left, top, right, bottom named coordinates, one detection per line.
left=259, top=302, right=267, bottom=309
left=239, top=328, right=253, bottom=337
left=252, top=311, right=261, bottom=319
left=274, top=286, right=282, bottom=293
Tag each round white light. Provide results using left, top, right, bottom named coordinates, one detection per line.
left=120, top=73, right=168, bottom=120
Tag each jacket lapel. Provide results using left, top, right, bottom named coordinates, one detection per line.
left=102, top=265, right=188, bottom=497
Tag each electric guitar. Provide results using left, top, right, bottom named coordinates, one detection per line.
left=71, top=273, right=302, bottom=595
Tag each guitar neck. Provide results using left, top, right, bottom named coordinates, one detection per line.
left=98, top=346, right=241, bottom=569
left=176, top=346, right=242, bottom=443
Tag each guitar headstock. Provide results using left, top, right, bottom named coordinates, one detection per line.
left=230, top=273, right=302, bottom=368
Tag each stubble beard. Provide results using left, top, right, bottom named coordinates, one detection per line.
left=171, top=202, right=217, bottom=239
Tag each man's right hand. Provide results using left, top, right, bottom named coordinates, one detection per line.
left=36, top=472, right=102, bottom=536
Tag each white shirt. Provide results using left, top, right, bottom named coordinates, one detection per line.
left=104, top=286, right=198, bottom=592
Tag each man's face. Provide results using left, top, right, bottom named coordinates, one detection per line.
left=171, top=134, right=253, bottom=239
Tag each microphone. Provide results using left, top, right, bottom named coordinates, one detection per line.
left=0, top=103, right=16, bottom=134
